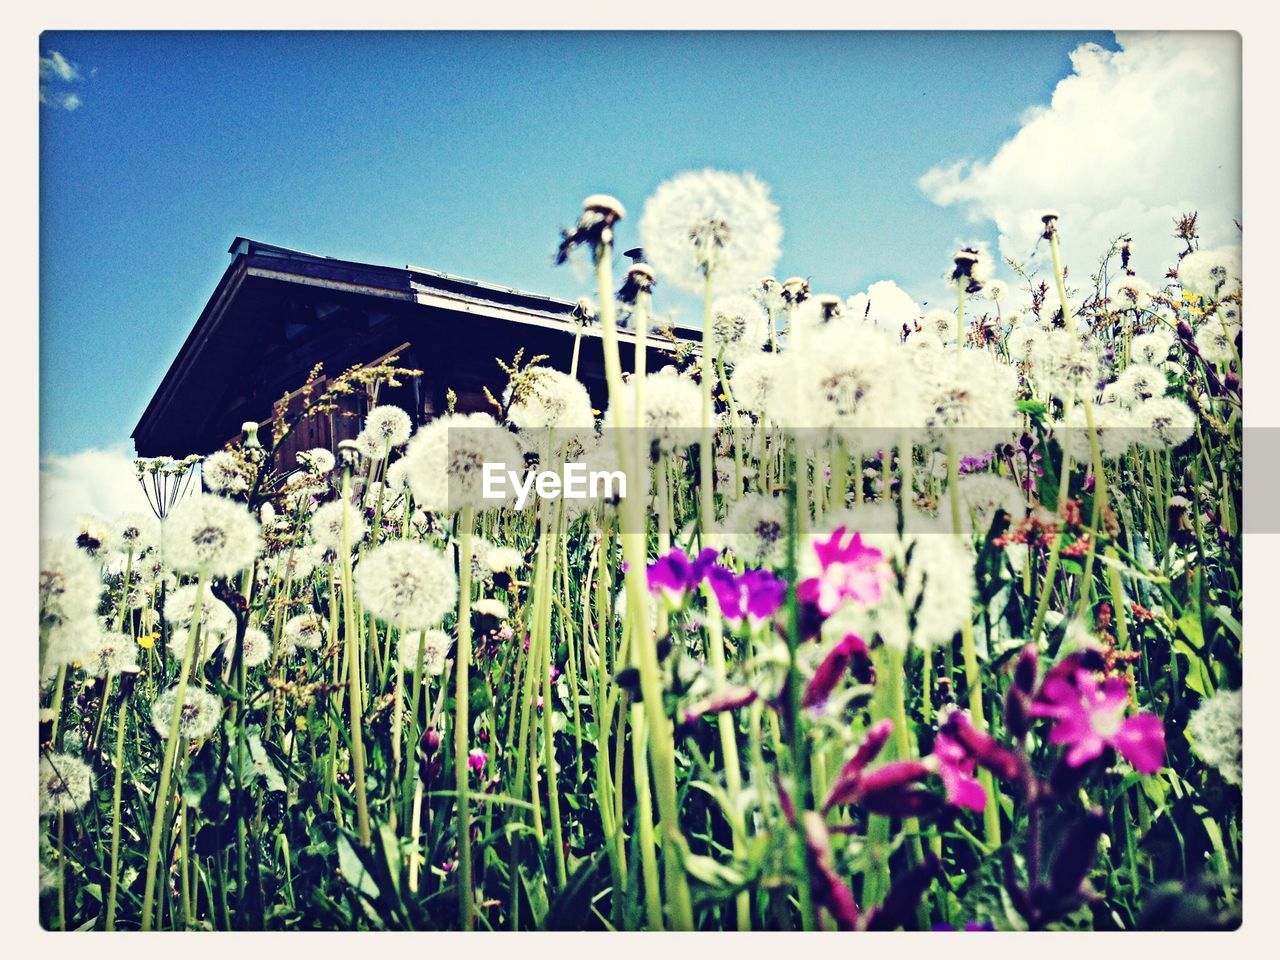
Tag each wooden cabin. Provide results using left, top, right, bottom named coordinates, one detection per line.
left=132, top=238, right=694, bottom=467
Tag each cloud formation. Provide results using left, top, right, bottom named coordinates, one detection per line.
left=919, top=32, right=1241, bottom=283
left=39, top=49, right=84, bottom=110
left=41, top=445, right=151, bottom=542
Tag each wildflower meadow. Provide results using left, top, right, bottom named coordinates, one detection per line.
left=38, top=171, right=1242, bottom=931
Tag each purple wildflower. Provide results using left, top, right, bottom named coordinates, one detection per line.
left=798, top=527, right=886, bottom=616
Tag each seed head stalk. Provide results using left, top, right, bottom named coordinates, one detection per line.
left=340, top=467, right=373, bottom=849
left=949, top=281, right=1001, bottom=849
left=594, top=235, right=694, bottom=930
left=455, top=504, right=477, bottom=929
left=140, top=564, right=208, bottom=931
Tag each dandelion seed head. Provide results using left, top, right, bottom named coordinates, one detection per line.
left=639, top=169, right=782, bottom=295
left=39, top=753, right=92, bottom=816
left=1194, top=322, right=1238, bottom=364
left=721, top=493, right=787, bottom=568
left=202, top=450, right=249, bottom=494
left=1178, top=245, right=1241, bottom=300
left=310, top=499, right=368, bottom=551
left=113, top=512, right=159, bottom=554
left=87, top=631, right=139, bottom=677
left=365, top=405, right=413, bottom=447
left=1133, top=396, right=1196, bottom=450
left=1113, top=363, right=1169, bottom=404
left=604, top=367, right=701, bottom=453
left=40, top=539, right=101, bottom=627
left=284, top=612, right=327, bottom=655
left=731, top=351, right=786, bottom=414
left=1131, top=328, right=1175, bottom=365
left=397, top=629, right=452, bottom=675
left=163, top=583, right=236, bottom=638
left=151, top=685, right=223, bottom=741
left=163, top=493, right=261, bottom=576
left=709, top=292, right=769, bottom=364
left=1187, top=688, right=1242, bottom=785
left=298, top=448, right=336, bottom=476
left=401, top=412, right=523, bottom=512
left=355, top=541, right=458, bottom=628
left=507, top=367, right=595, bottom=433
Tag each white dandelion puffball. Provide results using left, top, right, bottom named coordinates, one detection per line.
left=202, top=450, right=249, bottom=494
left=604, top=367, right=701, bottom=454
left=298, top=447, right=336, bottom=476
left=1178, top=245, right=1241, bottom=300
left=239, top=627, right=272, bottom=668
left=39, top=753, right=93, bottom=816
left=1133, top=397, right=1196, bottom=451
left=354, top=427, right=388, bottom=461
left=310, top=498, right=368, bottom=551
left=355, top=541, right=458, bottom=629
left=720, top=493, right=787, bottom=568
left=1113, top=274, right=1154, bottom=312
left=924, top=308, right=958, bottom=343
left=957, top=474, right=1026, bottom=536
left=731, top=351, right=787, bottom=414
left=1194, top=322, right=1238, bottom=365
left=1056, top=401, right=1137, bottom=462
left=397, top=629, right=452, bottom=676
left=151, top=685, right=224, bottom=741
left=1113, top=363, right=1168, bottom=404
left=484, top=545, right=524, bottom=574
left=163, top=493, right=261, bottom=576
left=920, top=350, right=1020, bottom=456
left=803, top=325, right=905, bottom=432
left=401, top=412, right=523, bottom=513
left=163, top=583, right=236, bottom=639
left=473, top=597, right=508, bottom=620
left=40, top=539, right=102, bottom=627
left=75, top=514, right=114, bottom=556
left=87, top=631, right=140, bottom=677
left=284, top=612, right=327, bottom=655
left=507, top=366, right=596, bottom=433
left=1131, top=328, right=1175, bottom=365
left=113, top=512, right=160, bottom=555
left=819, top=505, right=975, bottom=653
left=365, top=405, right=413, bottom=448
left=41, top=618, right=102, bottom=678
left=1187, top=688, right=1242, bottom=785
left=709, top=293, right=769, bottom=364
left=639, top=169, right=782, bottom=295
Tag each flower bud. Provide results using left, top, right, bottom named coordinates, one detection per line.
left=1049, top=809, right=1107, bottom=900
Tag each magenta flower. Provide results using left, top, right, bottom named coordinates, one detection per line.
left=707, top=566, right=786, bottom=629
left=646, top=546, right=719, bottom=608
left=803, top=633, right=871, bottom=714
left=1031, top=668, right=1165, bottom=773
left=927, top=731, right=987, bottom=812
left=798, top=527, right=886, bottom=616
left=467, top=748, right=488, bottom=774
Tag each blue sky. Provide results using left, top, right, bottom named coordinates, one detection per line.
left=40, top=30, right=1118, bottom=457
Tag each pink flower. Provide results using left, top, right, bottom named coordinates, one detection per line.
left=927, top=731, right=987, bottom=812
left=646, top=547, right=718, bottom=608
left=803, top=633, right=871, bottom=714
left=707, top=566, right=786, bottom=629
left=797, top=527, right=885, bottom=616
left=467, top=748, right=488, bottom=774
left=1031, top=668, right=1165, bottom=773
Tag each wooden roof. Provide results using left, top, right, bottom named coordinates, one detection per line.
left=132, top=238, right=696, bottom=455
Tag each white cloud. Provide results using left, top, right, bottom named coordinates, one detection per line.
left=39, top=49, right=85, bottom=110
left=845, top=279, right=922, bottom=331
left=919, top=32, right=1241, bottom=284
left=39, top=50, right=79, bottom=83
left=41, top=445, right=151, bottom=542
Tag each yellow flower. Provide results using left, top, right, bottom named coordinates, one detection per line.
left=137, top=633, right=158, bottom=650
